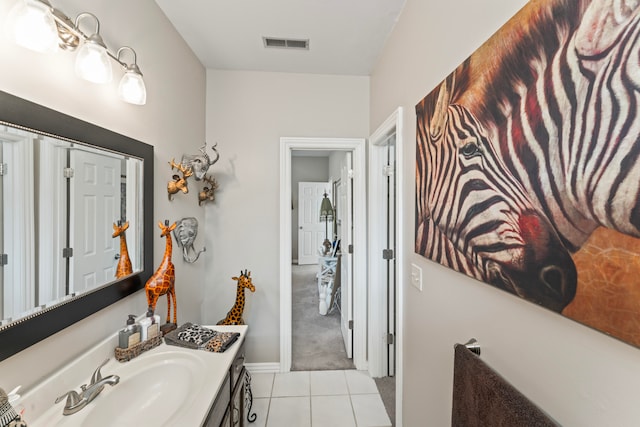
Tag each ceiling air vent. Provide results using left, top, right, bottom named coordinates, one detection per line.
left=263, top=37, right=309, bottom=50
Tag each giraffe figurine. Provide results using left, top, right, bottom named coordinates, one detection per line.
left=112, top=220, right=133, bottom=279
left=217, top=270, right=256, bottom=325
left=145, top=220, right=178, bottom=326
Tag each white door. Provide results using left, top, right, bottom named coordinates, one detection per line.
left=339, top=152, right=353, bottom=358
left=69, top=149, right=121, bottom=293
left=298, top=182, right=331, bottom=265
left=385, top=136, right=397, bottom=376
left=369, top=124, right=400, bottom=378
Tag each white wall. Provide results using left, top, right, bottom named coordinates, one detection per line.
left=204, top=70, right=368, bottom=363
left=370, top=0, right=640, bottom=425
left=0, top=0, right=206, bottom=391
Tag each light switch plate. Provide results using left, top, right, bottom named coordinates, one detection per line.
left=410, top=263, right=423, bottom=291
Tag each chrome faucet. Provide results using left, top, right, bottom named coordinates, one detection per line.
left=54, top=358, right=120, bottom=415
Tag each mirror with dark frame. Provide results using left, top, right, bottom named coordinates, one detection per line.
left=0, top=90, right=154, bottom=361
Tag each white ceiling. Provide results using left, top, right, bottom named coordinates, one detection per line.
left=154, top=0, right=406, bottom=76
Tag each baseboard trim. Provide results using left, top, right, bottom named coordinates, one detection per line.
left=245, top=362, right=281, bottom=374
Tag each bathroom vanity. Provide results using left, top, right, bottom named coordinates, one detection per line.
left=204, top=333, right=248, bottom=427
left=21, top=325, right=250, bottom=427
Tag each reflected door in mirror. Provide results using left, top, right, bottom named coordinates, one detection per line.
left=70, top=149, right=121, bottom=293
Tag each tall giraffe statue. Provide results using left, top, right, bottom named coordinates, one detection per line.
left=112, top=220, right=133, bottom=278
left=217, top=270, right=256, bottom=325
left=145, top=220, right=178, bottom=325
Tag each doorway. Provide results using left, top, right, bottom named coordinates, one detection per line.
left=369, top=107, right=404, bottom=426
left=291, top=152, right=354, bottom=371
left=280, top=137, right=367, bottom=372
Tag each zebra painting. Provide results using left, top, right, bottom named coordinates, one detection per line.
left=416, top=80, right=578, bottom=312
left=416, top=0, right=640, bottom=346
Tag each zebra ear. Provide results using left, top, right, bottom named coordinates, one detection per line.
left=429, top=74, right=454, bottom=140
left=575, top=0, right=640, bottom=58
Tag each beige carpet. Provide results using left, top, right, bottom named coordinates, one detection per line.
left=291, top=264, right=355, bottom=371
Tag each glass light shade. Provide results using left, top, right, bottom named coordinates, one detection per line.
left=118, top=70, right=147, bottom=105
left=75, top=40, right=112, bottom=84
left=11, top=0, right=58, bottom=53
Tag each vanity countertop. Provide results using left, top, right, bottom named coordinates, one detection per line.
left=21, top=324, right=248, bottom=427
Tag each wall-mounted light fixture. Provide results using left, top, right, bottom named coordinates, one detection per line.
left=7, top=0, right=147, bottom=105
left=73, top=12, right=112, bottom=84
left=117, top=47, right=146, bottom=105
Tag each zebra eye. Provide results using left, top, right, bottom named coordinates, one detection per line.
left=460, top=142, right=481, bottom=158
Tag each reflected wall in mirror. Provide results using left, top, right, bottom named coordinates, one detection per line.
left=0, top=90, right=154, bottom=361
left=0, top=125, right=144, bottom=325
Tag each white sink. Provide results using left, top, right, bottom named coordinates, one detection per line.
left=24, top=325, right=247, bottom=427
left=82, top=351, right=206, bottom=427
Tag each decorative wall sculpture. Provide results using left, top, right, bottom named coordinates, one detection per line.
left=173, top=217, right=206, bottom=263
left=167, top=159, right=193, bottom=200
left=198, top=175, right=219, bottom=206
left=415, top=0, right=640, bottom=347
left=167, top=143, right=221, bottom=204
left=180, top=142, right=219, bottom=181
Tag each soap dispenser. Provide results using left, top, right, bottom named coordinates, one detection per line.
left=118, top=314, right=141, bottom=349
left=140, top=307, right=160, bottom=341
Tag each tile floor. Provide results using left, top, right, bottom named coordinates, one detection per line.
left=246, top=370, right=392, bottom=427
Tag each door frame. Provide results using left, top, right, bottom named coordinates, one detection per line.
left=279, top=137, right=367, bottom=372
left=368, top=108, right=404, bottom=421
left=0, top=127, right=35, bottom=319
left=37, top=136, right=68, bottom=305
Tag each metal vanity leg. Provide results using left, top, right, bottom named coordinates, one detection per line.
left=244, top=370, right=257, bottom=423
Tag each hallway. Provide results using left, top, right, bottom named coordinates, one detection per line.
left=292, top=264, right=354, bottom=370
left=289, top=264, right=396, bottom=425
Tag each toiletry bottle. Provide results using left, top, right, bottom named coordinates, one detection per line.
left=150, top=308, right=160, bottom=338
left=139, top=307, right=159, bottom=341
left=118, top=314, right=141, bottom=349
left=139, top=310, right=151, bottom=341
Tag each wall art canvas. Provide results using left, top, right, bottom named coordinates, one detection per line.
left=415, top=0, right=640, bottom=347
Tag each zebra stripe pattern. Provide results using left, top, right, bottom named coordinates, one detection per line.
left=468, top=0, right=640, bottom=251
left=415, top=0, right=640, bottom=312
left=416, top=81, right=577, bottom=312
